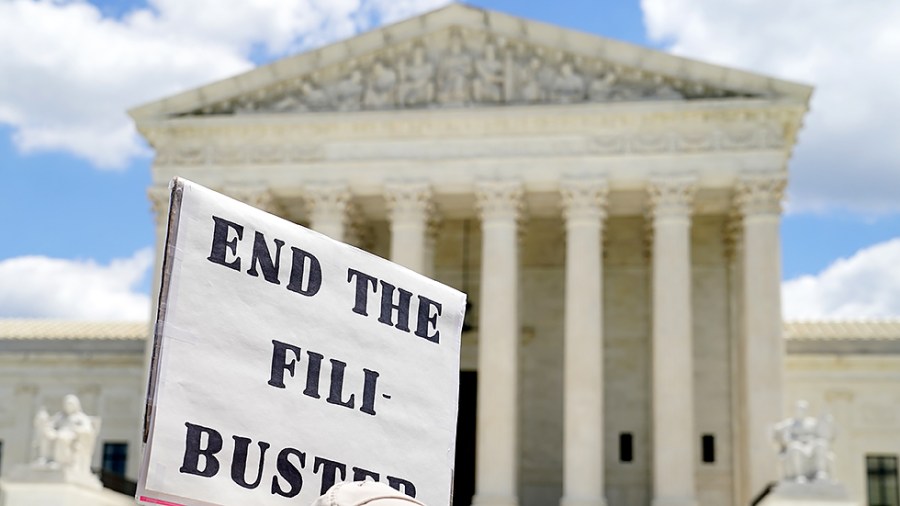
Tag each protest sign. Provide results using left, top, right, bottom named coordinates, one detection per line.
left=137, top=178, right=466, bottom=506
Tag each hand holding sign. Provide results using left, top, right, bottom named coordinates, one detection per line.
left=137, top=179, right=465, bottom=506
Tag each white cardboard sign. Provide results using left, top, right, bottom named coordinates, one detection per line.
left=137, top=178, right=465, bottom=506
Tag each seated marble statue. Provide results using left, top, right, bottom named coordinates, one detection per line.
left=33, top=394, right=99, bottom=475
left=773, top=400, right=835, bottom=484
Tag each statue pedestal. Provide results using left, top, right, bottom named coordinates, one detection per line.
left=0, top=465, right=135, bottom=506
left=759, top=481, right=859, bottom=506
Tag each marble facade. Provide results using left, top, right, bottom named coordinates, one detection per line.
left=5, top=4, right=896, bottom=506
left=131, top=5, right=810, bottom=506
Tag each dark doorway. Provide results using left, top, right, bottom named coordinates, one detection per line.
left=453, top=371, right=477, bottom=506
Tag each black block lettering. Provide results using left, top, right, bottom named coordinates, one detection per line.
left=207, top=216, right=243, bottom=271
left=326, top=359, right=355, bottom=409
left=313, top=457, right=347, bottom=495
left=247, top=231, right=284, bottom=284
left=271, top=448, right=306, bottom=498
left=352, top=466, right=379, bottom=481
left=378, top=281, right=412, bottom=332
left=304, top=351, right=324, bottom=399
left=387, top=476, right=417, bottom=498
left=268, top=340, right=302, bottom=389
left=347, top=269, right=378, bottom=316
left=414, top=295, right=442, bottom=344
left=231, top=436, right=270, bottom=489
left=286, top=247, right=322, bottom=296
left=360, top=368, right=380, bottom=416
left=179, top=422, right=223, bottom=477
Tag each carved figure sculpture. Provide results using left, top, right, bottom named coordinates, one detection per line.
left=334, top=70, right=364, bottom=111
left=773, top=400, right=836, bottom=483
left=437, top=32, right=472, bottom=105
left=588, top=72, right=616, bottom=102
left=645, top=76, right=684, bottom=100
left=650, top=83, right=684, bottom=100
left=33, top=395, right=99, bottom=476
left=398, top=45, right=435, bottom=107
left=473, top=43, right=504, bottom=103
left=301, top=78, right=330, bottom=111
left=516, top=57, right=544, bottom=103
left=551, top=62, right=585, bottom=103
left=270, top=93, right=302, bottom=112
left=363, top=61, right=397, bottom=109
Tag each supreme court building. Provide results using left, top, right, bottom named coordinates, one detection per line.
left=20, top=4, right=900, bottom=506
left=5, top=4, right=900, bottom=506
left=126, top=4, right=812, bottom=506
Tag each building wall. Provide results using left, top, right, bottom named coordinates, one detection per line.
left=786, top=352, right=900, bottom=503
left=0, top=345, right=145, bottom=480
left=1, top=268, right=896, bottom=506
left=0, top=330, right=897, bottom=506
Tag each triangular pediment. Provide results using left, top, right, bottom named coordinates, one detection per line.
left=129, top=3, right=811, bottom=120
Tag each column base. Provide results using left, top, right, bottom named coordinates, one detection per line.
left=471, top=493, right=518, bottom=506
left=651, top=497, right=698, bottom=506
left=560, top=494, right=608, bottom=506
left=758, top=481, right=858, bottom=505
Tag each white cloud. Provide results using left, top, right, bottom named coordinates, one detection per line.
left=0, top=248, right=153, bottom=320
left=0, top=0, right=448, bottom=169
left=642, top=0, right=900, bottom=213
left=782, top=238, right=900, bottom=319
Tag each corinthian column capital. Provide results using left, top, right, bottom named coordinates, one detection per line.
left=475, top=180, right=524, bottom=223
left=735, top=173, right=787, bottom=216
left=384, top=182, right=434, bottom=224
left=560, top=178, right=609, bottom=224
left=222, top=184, right=278, bottom=214
left=647, top=177, right=697, bottom=220
left=305, top=182, right=351, bottom=223
left=305, top=182, right=352, bottom=241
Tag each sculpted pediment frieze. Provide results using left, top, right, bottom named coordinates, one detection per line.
left=182, top=27, right=760, bottom=117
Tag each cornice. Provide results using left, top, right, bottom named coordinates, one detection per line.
left=139, top=97, right=805, bottom=138
left=784, top=320, right=900, bottom=341
left=142, top=101, right=804, bottom=168
left=0, top=320, right=148, bottom=340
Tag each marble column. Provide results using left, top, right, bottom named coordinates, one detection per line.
left=306, top=183, right=351, bottom=241
left=423, top=214, right=440, bottom=278
left=385, top=182, right=433, bottom=274
left=560, top=179, right=609, bottom=506
left=472, top=180, right=523, bottom=506
left=735, top=174, right=787, bottom=501
left=224, top=184, right=278, bottom=215
left=648, top=178, right=698, bottom=506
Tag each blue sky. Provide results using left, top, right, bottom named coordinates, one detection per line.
left=1, top=0, right=898, bottom=320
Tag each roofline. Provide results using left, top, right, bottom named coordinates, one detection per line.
left=128, top=3, right=812, bottom=122
left=783, top=319, right=900, bottom=341
left=1, top=319, right=897, bottom=342
left=0, top=319, right=149, bottom=341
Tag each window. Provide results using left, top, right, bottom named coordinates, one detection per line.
left=619, top=433, right=633, bottom=463
left=868, top=455, right=899, bottom=506
left=102, top=442, right=128, bottom=477
left=701, top=434, right=716, bottom=464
